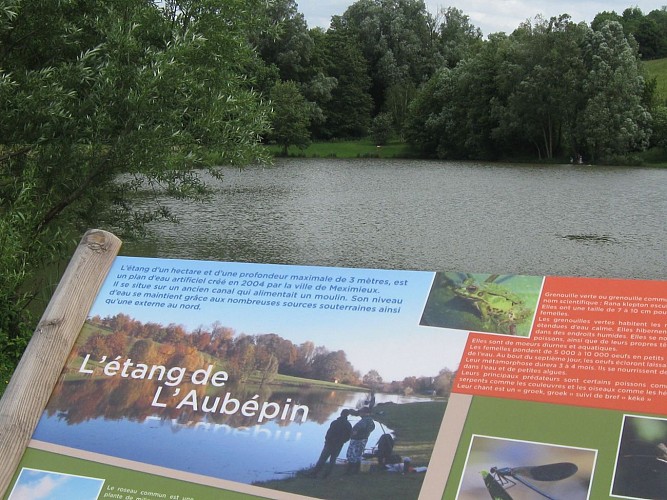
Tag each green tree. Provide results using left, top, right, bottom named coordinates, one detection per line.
left=404, top=68, right=456, bottom=157
left=621, top=6, right=645, bottom=32
left=384, top=81, right=416, bottom=138
left=453, top=33, right=511, bottom=159
left=0, top=0, right=271, bottom=383
left=405, top=33, right=507, bottom=159
left=305, top=27, right=340, bottom=139
left=253, top=0, right=313, bottom=83
left=268, top=80, right=312, bottom=155
left=579, top=21, right=651, bottom=161
left=252, top=4, right=342, bottom=142
left=320, top=22, right=373, bottom=138
left=337, top=0, right=440, bottom=112
left=650, top=105, right=667, bottom=149
left=644, top=9, right=667, bottom=59
left=592, top=7, right=667, bottom=60
left=591, top=11, right=622, bottom=31
left=493, top=15, right=588, bottom=159
left=406, top=16, right=652, bottom=162
left=436, top=6, right=483, bottom=67
left=634, top=14, right=662, bottom=59
left=371, top=112, right=394, bottom=145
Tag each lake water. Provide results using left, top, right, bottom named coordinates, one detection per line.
left=34, top=380, right=423, bottom=484
left=125, top=159, right=667, bottom=280
left=42, top=159, right=663, bottom=489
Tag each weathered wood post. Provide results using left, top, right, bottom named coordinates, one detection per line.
left=0, top=229, right=121, bottom=495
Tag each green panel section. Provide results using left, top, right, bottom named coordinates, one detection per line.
left=441, top=396, right=639, bottom=499
left=4, top=448, right=263, bottom=500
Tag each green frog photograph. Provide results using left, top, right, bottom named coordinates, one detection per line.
left=420, top=273, right=543, bottom=336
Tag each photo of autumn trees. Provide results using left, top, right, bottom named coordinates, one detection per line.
left=74, top=313, right=456, bottom=399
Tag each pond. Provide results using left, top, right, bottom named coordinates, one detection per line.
left=34, top=379, right=427, bottom=483
left=124, top=159, right=667, bottom=280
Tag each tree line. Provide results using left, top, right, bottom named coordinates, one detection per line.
left=405, top=17, right=652, bottom=162
left=1, top=0, right=665, bottom=390
left=87, top=313, right=359, bottom=386
left=86, top=313, right=454, bottom=396
left=257, top=2, right=664, bottom=162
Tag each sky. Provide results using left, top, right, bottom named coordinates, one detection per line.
left=9, top=469, right=104, bottom=500
left=297, top=1, right=667, bottom=36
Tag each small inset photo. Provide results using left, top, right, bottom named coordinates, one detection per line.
left=457, top=435, right=596, bottom=500
left=8, top=468, right=105, bottom=500
left=612, top=415, right=667, bottom=499
left=420, top=273, right=543, bottom=336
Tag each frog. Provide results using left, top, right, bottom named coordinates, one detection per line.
left=452, top=275, right=531, bottom=335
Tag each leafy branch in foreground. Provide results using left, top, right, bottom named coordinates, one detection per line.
left=0, top=0, right=272, bottom=378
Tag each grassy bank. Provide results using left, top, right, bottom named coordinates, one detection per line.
left=256, top=399, right=447, bottom=499
left=645, top=58, right=667, bottom=101
left=267, top=138, right=667, bottom=166
left=267, top=138, right=416, bottom=159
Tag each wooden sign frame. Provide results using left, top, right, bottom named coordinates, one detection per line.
left=0, top=229, right=121, bottom=496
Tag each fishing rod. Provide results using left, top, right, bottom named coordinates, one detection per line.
left=489, top=462, right=578, bottom=500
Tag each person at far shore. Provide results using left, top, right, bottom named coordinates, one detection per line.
left=307, top=409, right=352, bottom=478
left=345, top=406, right=376, bottom=474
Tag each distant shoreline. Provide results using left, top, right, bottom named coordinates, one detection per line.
left=265, top=139, right=667, bottom=167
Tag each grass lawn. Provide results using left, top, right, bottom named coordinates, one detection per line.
left=268, top=138, right=416, bottom=159
left=267, top=137, right=667, bottom=166
left=256, top=400, right=447, bottom=500
left=645, top=58, right=667, bottom=101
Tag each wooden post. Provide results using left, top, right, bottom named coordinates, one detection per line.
left=0, top=229, right=121, bottom=495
